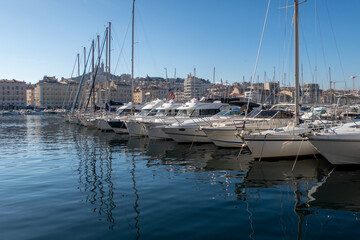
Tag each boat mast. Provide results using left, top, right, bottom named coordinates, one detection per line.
left=294, top=0, right=300, bottom=125
left=92, top=39, right=95, bottom=112
left=84, top=47, right=86, bottom=71
left=107, top=22, right=111, bottom=111
left=77, top=53, right=80, bottom=77
left=105, top=26, right=109, bottom=108
left=131, top=0, right=135, bottom=102
left=213, top=67, right=215, bottom=84
left=329, top=67, right=332, bottom=104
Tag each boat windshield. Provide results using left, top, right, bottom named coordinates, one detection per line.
left=138, top=109, right=151, bottom=116
left=176, top=110, right=191, bottom=117
left=198, top=109, right=220, bottom=116
left=116, top=108, right=133, bottom=116
left=116, top=109, right=124, bottom=115
left=215, top=110, right=244, bottom=116
left=253, top=110, right=279, bottom=118
left=248, top=109, right=262, bottom=118
left=147, top=109, right=157, bottom=116
left=155, top=110, right=166, bottom=116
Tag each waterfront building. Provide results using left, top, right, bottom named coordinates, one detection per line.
left=33, top=76, right=80, bottom=108
left=264, top=81, right=280, bottom=104
left=26, top=85, right=35, bottom=106
left=244, top=90, right=262, bottom=103
left=302, top=83, right=320, bottom=104
left=173, top=88, right=185, bottom=103
left=0, top=79, right=27, bottom=108
left=133, top=86, right=169, bottom=104
left=95, top=82, right=132, bottom=106
left=278, top=87, right=295, bottom=103
left=184, top=74, right=211, bottom=101
left=207, top=83, right=234, bottom=99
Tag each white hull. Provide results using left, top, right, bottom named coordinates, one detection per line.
left=202, top=127, right=243, bottom=148
left=309, top=135, right=360, bottom=165
left=162, top=127, right=211, bottom=143
left=113, top=127, right=129, bottom=134
left=126, top=121, right=147, bottom=137
left=245, top=134, right=318, bottom=159
left=97, top=119, right=113, bottom=131
left=145, top=123, right=170, bottom=140
left=79, top=118, right=96, bottom=127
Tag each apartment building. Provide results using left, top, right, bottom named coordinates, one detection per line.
left=33, top=76, right=80, bottom=108
left=133, top=86, right=168, bottom=104
left=183, top=75, right=211, bottom=101
left=302, top=83, right=320, bottom=104
left=0, top=79, right=27, bottom=108
left=95, top=82, right=132, bottom=106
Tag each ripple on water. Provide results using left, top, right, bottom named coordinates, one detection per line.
left=1, top=115, right=359, bottom=240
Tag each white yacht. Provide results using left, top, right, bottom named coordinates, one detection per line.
left=143, top=102, right=183, bottom=140
left=203, top=109, right=293, bottom=148
left=161, top=101, right=232, bottom=143
left=101, top=103, right=142, bottom=132
left=244, top=123, right=319, bottom=159
left=125, top=99, right=165, bottom=137
left=308, top=120, right=360, bottom=165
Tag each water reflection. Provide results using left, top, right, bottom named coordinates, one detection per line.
left=242, top=158, right=333, bottom=240
left=145, top=140, right=252, bottom=173
left=305, top=168, right=360, bottom=212
left=4, top=115, right=360, bottom=239
left=70, top=120, right=359, bottom=239
left=72, top=125, right=117, bottom=230
left=131, top=156, right=140, bottom=240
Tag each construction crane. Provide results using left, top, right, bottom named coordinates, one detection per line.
left=349, top=75, right=360, bottom=91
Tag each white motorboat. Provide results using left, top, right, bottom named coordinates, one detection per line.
left=125, top=99, right=164, bottom=137
left=308, top=120, right=360, bottom=165
left=161, top=101, right=232, bottom=143
left=143, top=102, right=183, bottom=140
left=203, top=109, right=293, bottom=148
left=244, top=124, right=319, bottom=159
left=101, top=103, right=142, bottom=132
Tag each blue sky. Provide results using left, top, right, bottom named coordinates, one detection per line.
left=1, top=0, right=360, bottom=90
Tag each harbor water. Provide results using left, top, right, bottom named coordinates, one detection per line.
left=1, top=115, right=359, bottom=239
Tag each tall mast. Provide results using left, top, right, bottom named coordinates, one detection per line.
left=108, top=22, right=111, bottom=82
left=264, top=71, right=266, bottom=102
left=77, top=53, right=80, bottom=77
left=131, top=0, right=135, bottom=102
left=194, top=68, right=196, bottom=99
left=97, top=35, right=100, bottom=58
left=294, top=0, right=300, bottom=125
left=213, top=67, right=215, bottom=84
left=164, top=67, right=168, bottom=81
left=105, top=27, right=109, bottom=109
left=92, top=40, right=94, bottom=73
left=92, top=40, right=95, bottom=112
left=83, top=47, right=86, bottom=71
left=329, top=67, right=332, bottom=104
